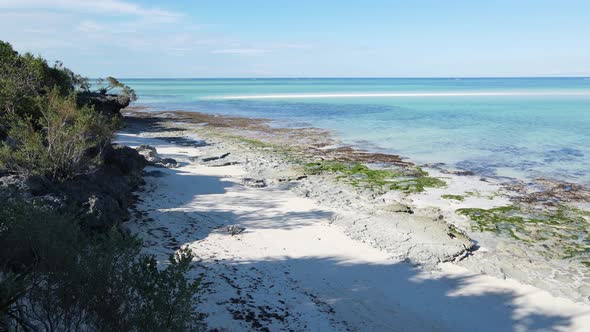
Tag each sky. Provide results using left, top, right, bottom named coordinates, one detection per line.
left=0, top=0, right=589, bottom=78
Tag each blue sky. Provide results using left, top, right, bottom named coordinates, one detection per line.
left=0, top=0, right=589, bottom=78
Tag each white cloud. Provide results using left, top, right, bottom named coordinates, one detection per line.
left=211, top=48, right=270, bottom=56
left=0, top=0, right=180, bottom=20
left=271, top=42, right=313, bottom=49
left=76, top=20, right=104, bottom=33
left=0, top=0, right=316, bottom=76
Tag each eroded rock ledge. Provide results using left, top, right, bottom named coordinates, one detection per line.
left=0, top=145, right=147, bottom=231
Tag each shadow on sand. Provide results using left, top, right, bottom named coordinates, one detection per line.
left=122, top=129, right=588, bottom=332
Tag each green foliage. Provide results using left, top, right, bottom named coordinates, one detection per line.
left=0, top=89, right=121, bottom=181
left=0, top=40, right=135, bottom=120
left=0, top=40, right=129, bottom=181
left=305, top=161, right=446, bottom=193
left=0, top=113, right=49, bottom=175
left=0, top=40, right=182, bottom=331
left=96, top=76, right=138, bottom=102
left=0, top=41, right=73, bottom=117
left=0, top=201, right=203, bottom=331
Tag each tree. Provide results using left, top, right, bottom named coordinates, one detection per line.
left=96, top=76, right=137, bottom=102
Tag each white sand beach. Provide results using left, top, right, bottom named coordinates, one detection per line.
left=116, top=115, right=590, bottom=331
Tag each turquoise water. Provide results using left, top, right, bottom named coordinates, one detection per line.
left=123, top=78, right=590, bottom=185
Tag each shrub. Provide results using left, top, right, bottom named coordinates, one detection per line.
left=0, top=41, right=73, bottom=117
left=0, top=113, right=49, bottom=176
left=0, top=90, right=121, bottom=181
left=0, top=202, right=203, bottom=331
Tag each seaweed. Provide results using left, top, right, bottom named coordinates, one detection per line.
left=456, top=205, right=590, bottom=260
left=304, top=161, right=445, bottom=193
left=441, top=194, right=466, bottom=201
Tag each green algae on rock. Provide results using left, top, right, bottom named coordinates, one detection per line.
left=304, top=161, right=445, bottom=193
left=456, top=204, right=590, bottom=260
left=441, top=194, right=466, bottom=201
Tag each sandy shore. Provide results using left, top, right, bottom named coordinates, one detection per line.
left=117, top=110, right=590, bottom=331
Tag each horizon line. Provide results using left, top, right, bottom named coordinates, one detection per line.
left=112, top=76, right=590, bottom=80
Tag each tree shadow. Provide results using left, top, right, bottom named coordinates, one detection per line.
left=193, top=256, right=586, bottom=332
left=130, top=165, right=588, bottom=331
left=131, top=165, right=334, bottom=255
left=120, top=127, right=589, bottom=332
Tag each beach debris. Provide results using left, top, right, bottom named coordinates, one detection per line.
left=242, top=177, right=267, bottom=188
left=209, top=161, right=240, bottom=167
left=202, top=152, right=231, bottom=162
left=441, top=169, right=476, bottom=176
left=222, top=225, right=246, bottom=236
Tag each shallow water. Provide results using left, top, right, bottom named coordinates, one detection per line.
left=124, top=78, right=590, bottom=185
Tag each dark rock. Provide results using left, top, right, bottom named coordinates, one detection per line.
left=160, top=158, right=178, bottom=168
left=242, top=178, right=267, bottom=188
left=105, top=144, right=149, bottom=175
left=441, top=169, right=476, bottom=176
left=0, top=143, right=148, bottom=232
left=0, top=175, right=30, bottom=193
left=76, top=92, right=130, bottom=117
left=209, top=161, right=240, bottom=167
left=31, top=194, right=66, bottom=209
left=202, top=152, right=230, bottom=162
left=26, top=176, right=51, bottom=195
left=81, top=194, right=122, bottom=230
left=144, top=170, right=168, bottom=177
left=135, top=145, right=178, bottom=168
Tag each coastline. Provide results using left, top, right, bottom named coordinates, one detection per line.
left=122, top=107, right=590, bottom=298
left=117, top=107, right=590, bottom=329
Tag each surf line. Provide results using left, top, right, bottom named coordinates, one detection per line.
left=203, top=91, right=590, bottom=100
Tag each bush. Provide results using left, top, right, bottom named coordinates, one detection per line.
left=96, top=76, right=137, bottom=103
left=0, top=39, right=200, bottom=331
left=0, top=41, right=73, bottom=118
left=0, top=90, right=121, bottom=181
left=0, top=202, right=203, bottom=331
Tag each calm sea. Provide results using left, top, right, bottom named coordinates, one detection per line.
left=123, top=78, right=590, bottom=185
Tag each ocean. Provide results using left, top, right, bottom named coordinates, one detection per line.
left=123, top=78, right=590, bottom=185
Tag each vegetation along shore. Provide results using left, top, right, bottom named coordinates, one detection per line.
left=0, top=41, right=202, bottom=330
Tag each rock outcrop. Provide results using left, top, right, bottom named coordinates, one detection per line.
left=76, top=92, right=131, bottom=117
left=0, top=144, right=148, bottom=231
left=136, top=144, right=178, bottom=168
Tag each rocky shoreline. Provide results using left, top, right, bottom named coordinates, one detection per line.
left=123, top=107, right=590, bottom=305
left=0, top=94, right=142, bottom=233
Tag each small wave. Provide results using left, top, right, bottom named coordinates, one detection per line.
left=203, top=91, right=590, bottom=100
